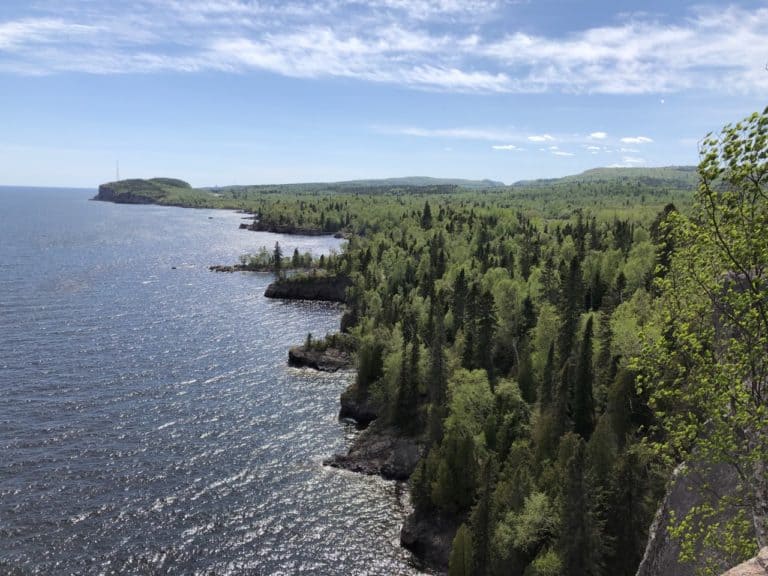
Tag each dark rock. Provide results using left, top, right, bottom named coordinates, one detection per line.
left=721, top=547, right=768, bottom=575
left=324, top=422, right=423, bottom=481
left=339, top=384, right=379, bottom=426
left=400, top=512, right=457, bottom=573
left=209, top=264, right=246, bottom=273
left=288, top=346, right=353, bottom=372
left=637, top=461, right=756, bottom=576
left=264, top=274, right=351, bottom=303
left=247, top=221, right=331, bottom=236
left=340, top=309, right=357, bottom=333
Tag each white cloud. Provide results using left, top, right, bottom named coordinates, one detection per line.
left=380, top=125, right=525, bottom=141
left=0, top=18, right=99, bottom=50
left=492, top=144, right=523, bottom=151
left=589, top=131, right=607, bottom=140
left=528, top=134, right=555, bottom=142
left=585, top=145, right=601, bottom=151
left=620, top=136, right=653, bottom=144
left=360, top=0, right=501, bottom=20
left=621, top=156, right=646, bottom=164
left=2, top=3, right=765, bottom=96
left=553, top=151, right=575, bottom=157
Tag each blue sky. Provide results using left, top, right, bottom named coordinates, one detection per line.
left=0, top=0, right=766, bottom=187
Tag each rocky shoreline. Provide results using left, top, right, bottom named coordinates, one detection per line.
left=287, top=345, right=353, bottom=372
left=324, top=422, right=422, bottom=481
left=264, top=274, right=351, bottom=303
left=257, top=251, right=449, bottom=572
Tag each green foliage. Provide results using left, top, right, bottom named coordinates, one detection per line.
left=449, top=524, right=475, bottom=576
left=637, top=107, right=768, bottom=562
left=102, top=165, right=720, bottom=574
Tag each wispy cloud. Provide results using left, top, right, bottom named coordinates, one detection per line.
left=378, top=125, right=525, bottom=141
left=621, top=136, right=653, bottom=144
left=3, top=2, right=764, bottom=95
left=492, top=144, right=523, bottom=151
left=589, top=131, right=607, bottom=140
left=528, top=134, right=555, bottom=142
left=0, top=18, right=99, bottom=50
left=620, top=136, right=653, bottom=144
left=553, top=151, right=575, bottom=157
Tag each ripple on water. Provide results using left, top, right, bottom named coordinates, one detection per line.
left=0, top=188, right=425, bottom=575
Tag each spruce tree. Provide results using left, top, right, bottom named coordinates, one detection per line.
left=449, top=524, right=474, bottom=576
left=573, top=316, right=595, bottom=441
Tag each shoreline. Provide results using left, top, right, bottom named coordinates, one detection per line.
left=98, top=191, right=441, bottom=573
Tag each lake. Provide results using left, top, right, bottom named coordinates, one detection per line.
left=0, top=187, right=421, bottom=575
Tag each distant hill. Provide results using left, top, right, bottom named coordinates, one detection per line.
left=211, top=176, right=506, bottom=194
left=327, top=177, right=506, bottom=189
left=512, top=166, right=698, bottom=190
left=94, top=168, right=698, bottom=212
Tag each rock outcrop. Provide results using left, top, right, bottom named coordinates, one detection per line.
left=94, top=183, right=159, bottom=204
left=287, top=345, right=353, bottom=372
left=400, top=512, right=458, bottom=571
left=241, top=220, right=333, bottom=236
left=264, top=274, right=351, bottom=303
left=339, top=384, right=379, bottom=426
left=636, top=461, right=756, bottom=576
left=324, top=423, right=423, bottom=481
left=721, top=548, right=768, bottom=576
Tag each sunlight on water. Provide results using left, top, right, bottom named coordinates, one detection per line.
left=0, top=187, right=424, bottom=575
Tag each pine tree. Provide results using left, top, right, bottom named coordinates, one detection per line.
left=449, top=524, right=474, bottom=576
left=557, top=434, right=606, bottom=576
left=421, top=200, right=433, bottom=230
left=427, top=302, right=448, bottom=444
left=573, top=316, right=595, bottom=441
left=475, top=289, right=497, bottom=382
left=273, top=241, right=283, bottom=276
left=470, top=460, right=496, bottom=575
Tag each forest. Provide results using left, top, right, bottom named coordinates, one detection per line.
left=97, top=109, right=767, bottom=575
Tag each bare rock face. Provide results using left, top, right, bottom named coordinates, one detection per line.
left=287, top=345, right=353, bottom=372
left=264, top=275, right=351, bottom=303
left=323, top=423, right=423, bottom=481
left=400, top=512, right=457, bottom=573
left=721, top=548, right=768, bottom=576
left=637, top=461, right=756, bottom=576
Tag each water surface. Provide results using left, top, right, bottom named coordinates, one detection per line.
left=0, top=187, right=420, bottom=575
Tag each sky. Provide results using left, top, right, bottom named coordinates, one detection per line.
left=0, top=0, right=767, bottom=187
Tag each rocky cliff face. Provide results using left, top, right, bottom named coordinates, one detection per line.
left=93, top=183, right=159, bottom=204
left=721, top=547, right=768, bottom=575
left=400, top=512, right=458, bottom=571
left=264, top=274, right=351, bottom=303
left=636, top=461, right=756, bottom=576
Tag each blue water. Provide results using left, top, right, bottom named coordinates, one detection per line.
left=0, top=187, right=420, bottom=575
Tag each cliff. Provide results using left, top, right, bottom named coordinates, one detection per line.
left=264, top=274, right=351, bottom=303
left=636, top=460, right=757, bottom=576
left=400, top=513, right=458, bottom=571
left=721, top=548, right=768, bottom=575
left=95, top=181, right=164, bottom=204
